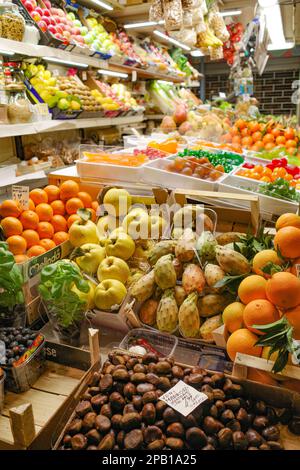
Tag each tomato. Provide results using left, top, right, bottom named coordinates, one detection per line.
left=285, top=139, right=297, bottom=148
left=252, top=131, right=262, bottom=142
left=248, top=121, right=260, bottom=133
left=241, top=136, right=253, bottom=147
left=265, top=142, right=275, bottom=150
left=263, top=133, right=275, bottom=144
left=276, top=135, right=286, bottom=146
left=235, top=119, right=247, bottom=130
left=284, top=127, right=295, bottom=140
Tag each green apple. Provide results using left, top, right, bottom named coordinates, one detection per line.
left=69, top=211, right=99, bottom=247
left=75, top=243, right=106, bottom=275
left=97, top=256, right=130, bottom=284
left=94, top=279, right=127, bottom=311
left=122, top=207, right=150, bottom=239
left=71, top=280, right=96, bottom=310
left=58, top=98, right=69, bottom=111
left=103, top=188, right=132, bottom=217
left=105, top=232, right=135, bottom=260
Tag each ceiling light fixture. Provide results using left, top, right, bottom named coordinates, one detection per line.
left=43, top=57, right=89, bottom=68
left=190, top=50, right=204, bottom=57
left=267, top=41, right=295, bottom=50
left=258, top=0, right=285, bottom=45
left=124, top=20, right=164, bottom=29
left=153, top=30, right=191, bottom=51
left=90, top=0, right=113, bottom=11
left=98, top=69, right=128, bottom=78
left=220, top=9, right=242, bottom=17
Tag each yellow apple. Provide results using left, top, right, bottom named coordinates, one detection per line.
left=97, top=256, right=130, bottom=284
left=103, top=188, right=132, bottom=217
left=122, top=207, right=150, bottom=240
left=75, top=243, right=106, bottom=274
left=69, top=219, right=99, bottom=247
left=94, top=279, right=127, bottom=310
left=105, top=232, right=135, bottom=260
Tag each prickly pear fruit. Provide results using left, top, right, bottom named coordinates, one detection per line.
left=175, top=228, right=196, bottom=262
left=178, top=292, right=200, bottom=338
left=156, top=289, right=178, bottom=332
left=148, top=240, right=176, bottom=266
left=215, top=246, right=250, bottom=275
left=182, top=263, right=206, bottom=294
left=154, top=254, right=177, bottom=290
left=130, top=269, right=155, bottom=302
left=174, top=285, right=187, bottom=306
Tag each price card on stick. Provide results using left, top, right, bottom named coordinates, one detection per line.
left=12, top=185, right=29, bottom=210
left=160, top=380, right=208, bottom=417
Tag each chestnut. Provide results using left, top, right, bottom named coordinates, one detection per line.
left=67, top=418, right=82, bottom=435
left=124, top=429, right=144, bottom=449
left=109, top=392, right=125, bottom=411
left=163, top=407, right=179, bottom=424
left=95, top=415, right=111, bottom=434
left=232, top=431, right=248, bottom=450
left=116, top=430, right=125, bottom=448
left=132, top=395, right=143, bottom=411
left=203, top=416, right=223, bottom=435
left=186, top=427, right=207, bottom=448
left=218, top=428, right=233, bottom=449
left=155, top=361, right=172, bottom=375
left=123, top=382, right=136, bottom=399
left=86, top=429, right=101, bottom=445
left=142, top=353, right=159, bottom=364
left=111, top=414, right=123, bottom=430
left=121, top=412, right=142, bottom=431
left=142, top=403, right=156, bottom=424
left=157, top=376, right=171, bottom=391
left=142, top=391, right=157, bottom=404
left=75, top=401, right=92, bottom=418
left=131, top=373, right=146, bottom=383
left=97, top=434, right=115, bottom=450
left=144, top=425, right=163, bottom=443
left=288, top=418, right=300, bottom=435
left=245, top=429, right=263, bottom=447
left=166, top=422, right=184, bottom=438
left=82, top=412, right=97, bottom=432
left=147, top=439, right=165, bottom=450
left=253, top=416, right=269, bottom=431
left=123, top=404, right=136, bottom=414
left=262, top=426, right=280, bottom=441
left=220, top=409, right=235, bottom=424
left=224, top=399, right=241, bottom=411
left=146, top=373, right=160, bottom=386
left=165, top=437, right=184, bottom=449
left=71, top=433, right=87, bottom=450
left=133, top=363, right=146, bottom=373
left=136, top=383, right=155, bottom=394
left=172, top=366, right=184, bottom=379
left=99, top=374, right=113, bottom=393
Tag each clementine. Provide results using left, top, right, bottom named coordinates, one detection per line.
left=21, top=229, right=40, bottom=248
left=243, top=299, right=279, bottom=334
left=226, top=328, right=262, bottom=362
left=266, top=272, right=300, bottom=310
left=27, top=245, right=46, bottom=258
left=238, top=275, right=267, bottom=304
left=91, top=201, right=99, bottom=212
left=39, top=238, right=56, bottom=251
left=7, top=235, right=27, bottom=255
left=44, top=185, right=60, bottom=202
left=50, top=200, right=65, bottom=216
left=35, top=203, right=53, bottom=222
left=274, top=226, right=300, bottom=259
left=65, top=197, right=84, bottom=215
left=53, top=231, right=69, bottom=245
left=19, top=210, right=39, bottom=230
left=275, top=213, right=300, bottom=231
left=67, top=214, right=81, bottom=228
left=0, top=200, right=21, bottom=218
left=1, top=217, right=23, bottom=237
left=60, top=180, right=79, bottom=201
left=37, top=221, right=54, bottom=239
left=252, top=250, right=283, bottom=278
left=28, top=199, right=35, bottom=211
left=14, top=254, right=28, bottom=264
left=29, top=188, right=48, bottom=205
left=78, top=191, right=92, bottom=208
left=51, top=215, right=68, bottom=233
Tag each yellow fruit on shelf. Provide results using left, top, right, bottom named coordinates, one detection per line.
left=222, top=302, right=245, bottom=333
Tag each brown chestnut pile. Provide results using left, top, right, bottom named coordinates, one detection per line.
left=58, top=352, right=299, bottom=451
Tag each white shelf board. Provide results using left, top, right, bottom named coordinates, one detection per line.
left=0, top=115, right=145, bottom=138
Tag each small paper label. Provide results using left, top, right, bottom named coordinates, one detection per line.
left=160, top=380, right=208, bottom=417
left=12, top=185, right=29, bottom=210
left=132, top=70, right=137, bottom=82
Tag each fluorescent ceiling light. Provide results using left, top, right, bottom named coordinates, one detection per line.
left=153, top=30, right=191, bottom=51
left=43, top=57, right=88, bottom=68
left=90, top=0, right=113, bottom=11
left=124, top=20, right=164, bottom=29
left=98, top=69, right=128, bottom=78
left=220, top=9, right=241, bottom=17
left=190, top=50, right=204, bottom=57
left=0, top=50, right=15, bottom=56
left=268, top=41, right=295, bottom=50
left=258, top=0, right=285, bottom=45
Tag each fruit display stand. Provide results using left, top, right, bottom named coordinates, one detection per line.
left=0, top=329, right=100, bottom=450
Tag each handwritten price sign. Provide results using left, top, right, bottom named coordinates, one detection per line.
left=160, top=380, right=208, bottom=417
left=12, top=185, right=29, bottom=210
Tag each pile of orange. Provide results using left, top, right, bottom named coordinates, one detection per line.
left=0, top=180, right=99, bottom=263
left=235, top=164, right=296, bottom=185
left=221, top=119, right=299, bottom=155
left=223, top=212, right=300, bottom=365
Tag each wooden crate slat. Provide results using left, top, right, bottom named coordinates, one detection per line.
left=32, top=370, right=83, bottom=396
left=2, top=389, right=66, bottom=427
left=0, top=414, right=41, bottom=448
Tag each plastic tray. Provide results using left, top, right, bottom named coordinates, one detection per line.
left=0, top=370, right=5, bottom=414
left=2, top=336, right=46, bottom=393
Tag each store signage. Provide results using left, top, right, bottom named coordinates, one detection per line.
left=12, top=185, right=29, bottom=210
left=160, top=380, right=208, bottom=416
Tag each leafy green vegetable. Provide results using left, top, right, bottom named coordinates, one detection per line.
left=258, top=178, right=300, bottom=202
left=254, top=317, right=300, bottom=373
left=214, top=273, right=249, bottom=295
left=0, top=242, right=24, bottom=309
left=39, top=260, right=90, bottom=329
left=233, top=226, right=273, bottom=261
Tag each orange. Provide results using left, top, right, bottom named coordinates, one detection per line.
left=275, top=213, right=300, bottom=231
left=39, top=238, right=56, bottom=251
left=44, top=185, right=60, bottom=202
left=243, top=299, right=279, bottom=335
left=222, top=302, right=245, bottom=333
left=28, top=199, right=35, bottom=211
left=226, top=328, right=262, bottom=362
left=252, top=249, right=283, bottom=278
left=60, top=180, right=79, bottom=201
left=252, top=131, right=262, bottom=142
left=241, top=136, right=253, bottom=147
left=91, top=201, right=99, bottom=212
left=284, top=128, right=295, bottom=140
left=266, top=272, right=300, bottom=310
left=53, top=231, right=69, bottom=245
left=50, top=200, right=65, bottom=216
left=260, top=176, right=271, bottom=183
left=254, top=140, right=264, bottom=150
left=248, top=121, right=260, bottom=133
left=29, top=188, right=48, bottom=205
left=235, top=119, right=247, bottom=130
left=35, top=203, right=53, bottom=222
left=265, top=142, right=275, bottom=150
left=286, top=139, right=297, bottom=148
left=263, top=133, right=274, bottom=144
left=285, top=305, right=300, bottom=339
left=276, top=135, right=286, bottom=146
left=238, top=275, right=267, bottom=304
left=51, top=215, right=67, bottom=233
left=230, top=126, right=239, bottom=136
left=27, top=245, right=46, bottom=258
left=0, top=200, right=21, bottom=218
left=241, top=127, right=249, bottom=137
left=37, top=221, right=54, bottom=240
left=21, top=229, right=40, bottom=248
left=87, top=208, right=96, bottom=222
left=274, top=226, right=300, bottom=259
left=1, top=217, right=23, bottom=237
left=271, top=128, right=281, bottom=138
left=65, top=197, right=84, bottom=215
left=67, top=214, right=81, bottom=228
left=78, top=191, right=92, bottom=208
left=14, top=254, right=28, bottom=264
left=6, top=235, right=27, bottom=255
left=19, top=210, right=39, bottom=230
left=232, top=136, right=241, bottom=145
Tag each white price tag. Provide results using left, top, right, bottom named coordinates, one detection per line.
left=12, top=185, right=29, bottom=210
left=132, top=70, right=137, bottom=82
left=160, top=380, right=208, bottom=417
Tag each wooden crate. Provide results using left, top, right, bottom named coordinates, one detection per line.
left=0, top=329, right=100, bottom=450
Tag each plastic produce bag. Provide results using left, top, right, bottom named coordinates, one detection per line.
left=163, top=0, right=183, bottom=30
left=208, top=6, right=230, bottom=42
left=171, top=28, right=197, bottom=47
left=183, top=10, right=193, bottom=26
left=192, top=7, right=204, bottom=26
left=209, top=45, right=224, bottom=60
left=149, top=0, right=164, bottom=21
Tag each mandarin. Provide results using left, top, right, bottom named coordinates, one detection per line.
left=27, top=245, right=46, bottom=258
left=60, top=180, right=79, bottom=201
left=51, top=214, right=67, bottom=232
left=37, top=221, right=54, bottom=239
left=19, top=210, right=39, bottom=230
left=29, top=188, right=48, bottom=205
left=50, top=200, right=65, bottom=216
left=28, top=199, right=35, bottom=211
left=44, top=185, right=60, bottom=202
left=78, top=191, right=92, bottom=208
left=21, top=229, right=40, bottom=248
left=39, top=238, right=56, bottom=251
left=226, top=328, right=262, bottom=362
left=1, top=217, right=23, bottom=237
left=14, top=254, right=28, bottom=264
left=53, top=231, right=69, bottom=245
left=65, top=197, right=84, bottom=215
left=7, top=235, right=27, bottom=255
left=0, top=200, right=21, bottom=218
left=67, top=214, right=81, bottom=228
left=35, top=203, right=53, bottom=222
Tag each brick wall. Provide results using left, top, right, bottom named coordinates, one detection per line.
left=205, top=69, right=299, bottom=115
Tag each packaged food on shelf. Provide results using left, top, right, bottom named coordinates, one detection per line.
left=0, top=2, right=25, bottom=41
